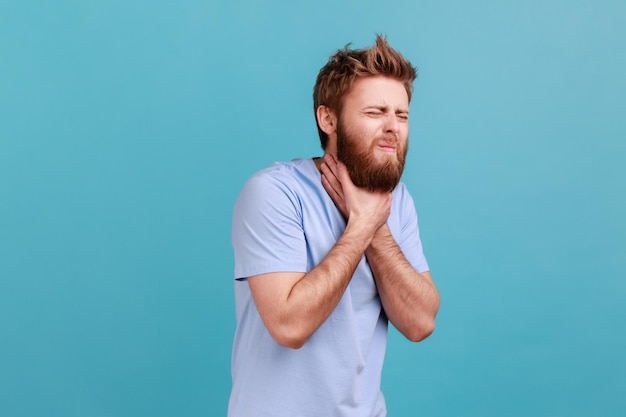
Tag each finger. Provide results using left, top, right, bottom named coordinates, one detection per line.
left=334, top=159, right=354, bottom=189
left=324, top=154, right=342, bottom=178
left=321, top=163, right=346, bottom=206
left=320, top=163, right=341, bottom=197
left=321, top=161, right=348, bottom=215
left=321, top=173, right=340, bottom=202
left=320, top=161, right=341, bottom=191
left=325, top=153, right=338, bottom=164
left=321, top=171, right=348, bottom=217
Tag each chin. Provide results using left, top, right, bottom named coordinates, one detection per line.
left=374, top=153, right=399, bottom=167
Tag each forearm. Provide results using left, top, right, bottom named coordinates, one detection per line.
left=258, top=221, right=376, bottom=348
left=258, top=154, right=392, bottom=348
left=366, top=225, right=440, bottom=342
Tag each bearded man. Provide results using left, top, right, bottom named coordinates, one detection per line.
left=228, top=35, right=440, bottom=417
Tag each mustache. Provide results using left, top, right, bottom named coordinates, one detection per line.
left=373, top=134, right=400, bottom=150
left=377, top=133, right=399, bottom=144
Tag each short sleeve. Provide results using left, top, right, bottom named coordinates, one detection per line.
left=396, top=186, right=430, bottom=273
left=231, top=170, right=308, bottom=280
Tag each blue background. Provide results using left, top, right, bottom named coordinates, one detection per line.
left=1, top=1, right=624, bottom=416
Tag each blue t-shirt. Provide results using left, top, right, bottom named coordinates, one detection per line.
left=229, top=158, right=429, bottom=417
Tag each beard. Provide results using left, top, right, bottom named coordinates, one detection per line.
left=336, top=120, right=407, bottom=192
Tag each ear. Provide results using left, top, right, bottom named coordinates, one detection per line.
left=316, top=105, right=337, bottom=136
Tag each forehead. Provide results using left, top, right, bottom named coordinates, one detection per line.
left=343, top=76, right=409, bottom=109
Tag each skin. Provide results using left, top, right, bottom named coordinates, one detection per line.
left=248, top=76, right=440, bottom=349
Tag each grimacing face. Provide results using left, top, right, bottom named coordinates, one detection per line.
left=335, top=76, right=409, bottom=192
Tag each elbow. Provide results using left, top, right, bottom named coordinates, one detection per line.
left=274, top=334, right=308, bottom=350
left=267, top=323, right=311, bottom=350
left=406, top=295, right=440, bottom=342
left=405, top=318, right=436, bottom=343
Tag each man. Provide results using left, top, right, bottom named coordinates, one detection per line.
left=228, top=35, right=440, bottom=416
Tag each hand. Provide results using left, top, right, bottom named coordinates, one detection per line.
left=320, top=154, right=348, bottom=218
left=320, top=154, right=391, bottom=233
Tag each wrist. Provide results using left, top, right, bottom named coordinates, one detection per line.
left=343, top=219, right=378, bottom=250
left=366, top=224, right=394, bottom=253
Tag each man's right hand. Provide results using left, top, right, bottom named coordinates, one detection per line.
left=320, top=153, right=391, bottom=238
left=247, top=155, right=392, bottom=349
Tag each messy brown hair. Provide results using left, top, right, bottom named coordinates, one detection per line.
left=313, top=34, right=417, bottom=149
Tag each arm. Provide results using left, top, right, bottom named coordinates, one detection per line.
left=248, top=161, right=391, bottom=349
left=321, top=154, right=440, bottom=342
left=365, top=225, right=439, bottom=341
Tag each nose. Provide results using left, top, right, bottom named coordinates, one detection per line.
left=384, top=114, right=400, bottom=135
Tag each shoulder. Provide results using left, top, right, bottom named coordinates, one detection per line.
left=234, top=159, right=317, bottom=214
left=392, top=181, right=415, bottom=208
left=390, top=181, right=420, bottom=228
left=243, top=159, right=314, bottom=191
